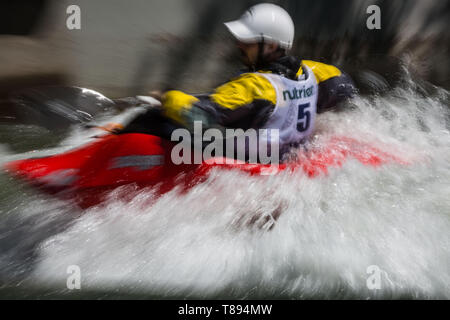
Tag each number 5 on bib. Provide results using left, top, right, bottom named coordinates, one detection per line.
left=297, top=103, right=311, bottom=132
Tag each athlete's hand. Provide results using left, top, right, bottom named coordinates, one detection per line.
left=96, top=122, right=124, bottom=133
left=148, top=90, right=163, bottom=102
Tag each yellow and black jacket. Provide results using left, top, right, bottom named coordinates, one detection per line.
left=160, top=56, right=356, bottom=132
left=122, top=56, right=356, bottom=139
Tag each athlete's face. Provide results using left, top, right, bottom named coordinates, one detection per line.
left=236, top=41, right=280, bottom=67
left=236, top=41, right=259, bottom=67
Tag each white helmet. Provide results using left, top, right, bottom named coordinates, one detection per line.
left=224, top=3, right=295, bottom=50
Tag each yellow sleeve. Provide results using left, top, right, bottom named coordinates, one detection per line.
left=162, top=90, right=199, bottom=125
left=298, top=60, right=342, bottom=83
left=210, top=73, right=277, bottom=110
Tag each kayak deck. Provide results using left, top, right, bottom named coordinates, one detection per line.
left=4, top=133, right=408, bottom=208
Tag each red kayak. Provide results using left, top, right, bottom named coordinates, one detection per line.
left=3, top=133, right=408, bottom=208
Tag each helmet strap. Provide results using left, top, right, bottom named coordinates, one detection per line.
left=250, top=37, right=286, bottom=71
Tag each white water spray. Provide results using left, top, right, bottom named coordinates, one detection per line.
left=1, top=81, right=449, bottom=299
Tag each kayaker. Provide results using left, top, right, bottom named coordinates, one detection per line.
left=124, top=3, right=356, bottom=161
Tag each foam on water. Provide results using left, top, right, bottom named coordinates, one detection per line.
left=2, top=82, right=449, bottom=298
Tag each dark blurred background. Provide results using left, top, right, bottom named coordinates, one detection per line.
left=0, top=0, right=449, bottom=99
